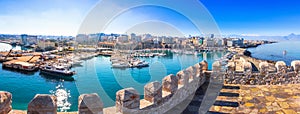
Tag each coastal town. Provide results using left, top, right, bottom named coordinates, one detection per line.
left=1, top=32, right=295, bottom=113
left=1, top=0, right=300, bottom=113
left=0, top=33, right=275, bottom=75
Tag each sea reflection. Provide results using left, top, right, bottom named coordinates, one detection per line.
left=40, top=73, right=75, bottom=82
left=2, top=67, right=36, bottom=76
left=49, top=81, right=72, bottom=112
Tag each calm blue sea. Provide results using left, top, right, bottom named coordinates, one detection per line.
left=247, top=41, right=300, bottom=65
left=0, top=43, right=226, bottom=111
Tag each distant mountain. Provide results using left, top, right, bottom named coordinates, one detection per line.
left=284, top=33, right=300, bottom=41
left=238, top=33, right=300, bottom=41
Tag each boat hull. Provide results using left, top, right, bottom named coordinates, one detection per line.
left=40, top=69, right=74, bottom=77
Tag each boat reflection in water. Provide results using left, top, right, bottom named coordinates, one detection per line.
left=40, top=73, right=75, bottom=82
left=2, top=67, right=36, bottom=76
left=49, top=81, right=71, bottom=112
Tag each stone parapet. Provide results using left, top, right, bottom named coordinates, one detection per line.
left=292, top=60, right=300, bottom=73
left=176, top=70, right=189, bottom=85
left=0, top=91, right=12, bottom=114
left=78, top=93, right=103, bottom=114
left=144, top=81, right=162, bottom=104
left=27, top=94, right=57, bottom=114
left=162, top=74, right=178, bottom=94
left=259, top=62, right=269, bottom=74
left=115, top=88, right=140, bottom=114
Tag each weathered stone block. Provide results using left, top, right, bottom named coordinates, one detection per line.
left=275, top=61, right=286, bottom=72
left=144, top=81, right=162, bottom=104
left=259, top=62, right=269, bottom=74
left=176, top=70, right=189, bottom=85
left=162, top=74, right=178, bottom=94
left=78, top=93, right=103, bottom=114
left=186, top=66, right=196, bottom=80
left=193, top=63, right=202, bottom=77
left=243, top=62, right=252, bottom=72
left=116, top=88, right=140, bottom=113
left=0, top=91, right=12, bottom=114
left=292, top=60, right=300, bottom=73
left=200, top=60, right=208, bottom=71
left=27, top=94, right=57, bottom=114
left=212, top=61, right=221, bottom=72
left=227, top=62, right=236, bottom=72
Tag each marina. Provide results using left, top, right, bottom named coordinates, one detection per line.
left=0, top=42, right=227, bottom=111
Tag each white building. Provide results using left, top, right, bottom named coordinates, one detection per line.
left=203, top=38, right=215, bottom=47
left=117, top=35, right=129, bottom=43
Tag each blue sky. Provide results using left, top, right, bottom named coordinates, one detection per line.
left=201, top=0, right=300, bottom=36
left=0, top=0, right=299, bottom=36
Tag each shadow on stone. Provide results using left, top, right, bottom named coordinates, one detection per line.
left=218, top=92, right=239, bottom=97
left=213, top=101, right=239, bottom=107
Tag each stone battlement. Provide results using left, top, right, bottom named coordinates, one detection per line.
left=226, top=60, right=300, bottom=85
left=0, top=61, right=209, bottom=114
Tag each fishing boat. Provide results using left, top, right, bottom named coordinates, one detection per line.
left=40, top=64, right=75, bottom=77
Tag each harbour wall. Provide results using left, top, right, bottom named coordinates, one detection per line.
left=0, top=61, right=209, bottom=114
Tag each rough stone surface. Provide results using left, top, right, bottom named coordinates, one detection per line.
left=162, top=74, right=178, bottom=94
left=243, top=62, right=252, bottom=72
left=275, top=61, right=287, bottom=72
left=212, top=61, right=221, bottom=72
left=211, top=84, right=300, bottom=114
left=116, top=88, right=140, bottom=114
left=200, top=60, right=208, bottom=71
left=259, top=62, right=269, bottom=74
left=132, top=62, right=205, bottom=114
left=292, top=60, right=300, bottom=73
left=227, top=62, right=236, bottom=72
left=186, top=66, right=196, bottom=79
left=193, top=63, right=202, bottom=77
left=78, top=93, right=103, bottom=114
left=0, top=91, right=12, bottom=114
left=27, top=94, right=57, bottom=114
left=144, top=81, right=162, bottom=104
left=176, top=70, right=189, bottom=85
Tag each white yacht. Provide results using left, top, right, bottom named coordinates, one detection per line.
left=40, top=64, right=75, bottom=77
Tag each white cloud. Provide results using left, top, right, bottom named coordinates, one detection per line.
left=0, top=6, right=88, bottom=36
left=241, top=34, right=261, bottom=36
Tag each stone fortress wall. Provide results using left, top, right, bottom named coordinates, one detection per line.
left=225, top=55, right=300, bottom=85
left=0, top=61, right=210, bottom=114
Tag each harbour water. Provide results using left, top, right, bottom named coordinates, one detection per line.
left=0, top=43, right=226, bottom=111
left=248, top=41, right=300, bottom=65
